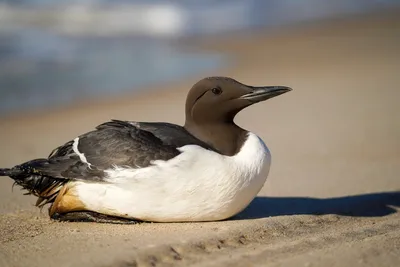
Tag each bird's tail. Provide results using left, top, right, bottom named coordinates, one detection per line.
left=1, top=160, right=67, bottom=208
left=0, top=168, right=19, bottom=176
left=0, top=168, right=9, bottom=176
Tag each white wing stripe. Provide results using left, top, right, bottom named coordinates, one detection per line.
left=73, top=137, right=93, bottom=168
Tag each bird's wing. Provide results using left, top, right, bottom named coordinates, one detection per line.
left=40, top=120, right=182, bottom=181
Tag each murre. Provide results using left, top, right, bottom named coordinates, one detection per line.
left=0, top=77, right=291, bottom=223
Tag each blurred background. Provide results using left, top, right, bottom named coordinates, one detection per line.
left=1, top=0, right=399, bottom=116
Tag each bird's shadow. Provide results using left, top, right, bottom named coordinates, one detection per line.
left=236, top=191, right=400, bottom=219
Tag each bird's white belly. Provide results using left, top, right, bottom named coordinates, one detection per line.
left=74, top=132, right=271, bottom=222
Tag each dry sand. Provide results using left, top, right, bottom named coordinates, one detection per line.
left=1, top=11, right=400, bottom=267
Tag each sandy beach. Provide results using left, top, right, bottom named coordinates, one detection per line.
left=0, top=11, right=400, bottom=267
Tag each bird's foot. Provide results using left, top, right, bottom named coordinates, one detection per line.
left=51, top=211, right=140, bottom=224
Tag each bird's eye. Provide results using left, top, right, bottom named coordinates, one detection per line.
left=211, top=87, right=222, bottom=95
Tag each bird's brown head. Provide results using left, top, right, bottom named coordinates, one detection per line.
left=184, top=77, right=292, bottom=126
left=183, top=77, right=292, bottom=155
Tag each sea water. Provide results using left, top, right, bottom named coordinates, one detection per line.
left=0, top=0, right=398, bottom=115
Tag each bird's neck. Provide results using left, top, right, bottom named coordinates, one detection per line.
left=184, top=121, right=248, bottom=156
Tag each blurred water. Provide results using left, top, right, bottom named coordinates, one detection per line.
left=0, top=0, right=399, bottom=115
left=0, top=32, right=225, bottom=114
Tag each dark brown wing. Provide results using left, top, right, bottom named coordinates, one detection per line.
left=45, top=120, right=182, bottom=180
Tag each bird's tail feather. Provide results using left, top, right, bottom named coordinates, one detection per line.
left=0, top=168, right=22, bottom=177
left=1, top=160, right=67, bottom=208
left=0, top=168, right=9, bottom=176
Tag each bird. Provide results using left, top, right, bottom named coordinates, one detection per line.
left=0, top=77, right=291, bottom=223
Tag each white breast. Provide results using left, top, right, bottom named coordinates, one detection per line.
left=74, top=132, right=271, bottom=222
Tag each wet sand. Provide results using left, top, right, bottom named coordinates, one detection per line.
left=1, top=11, right=400, bottom=267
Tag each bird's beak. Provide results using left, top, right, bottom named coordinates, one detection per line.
left=240, top=86, right=292, bottom=103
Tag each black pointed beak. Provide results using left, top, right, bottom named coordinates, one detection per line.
left=240, top=86, right=292, bottom=102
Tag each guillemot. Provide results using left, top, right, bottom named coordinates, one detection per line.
left=0, top=77, right=291, bottom=223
